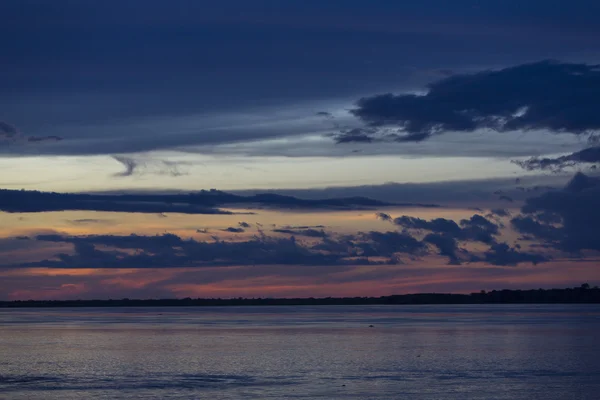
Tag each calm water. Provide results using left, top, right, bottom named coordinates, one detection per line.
left=1, top=305, right=599, bottom=399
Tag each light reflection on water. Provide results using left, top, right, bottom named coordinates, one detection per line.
left=1, top=305, right=599, bottom=399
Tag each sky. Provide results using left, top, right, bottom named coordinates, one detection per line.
left=1, top=0, right=600, bottom=300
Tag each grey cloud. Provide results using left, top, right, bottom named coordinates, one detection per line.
left=333, top=128, right=377, bottom=144
left=514, top=146, right=600, bottom=171
left=0, top=189, right=232, bottom=215
left=67, top=219, right=114, bottom=225
left=512, top=172, right=600, bottom=253
left=423, top=233, right=461, bottom=265
left=272, top=228, right=328, bottom=238
left=279, top=225, right=326, bottom=230
left=477, top=243, right=548, bottom=266
left=0, top=121, right=18, bottom=138
left=488, top=208, right=510, bottom=217
left=0, top=187, right=401, bottom=215
left=112, top=156, right=137, bottom=177
left=359, top=231, right=426, bottom=257
left=233, top=174, right=567, bottom=208
left=27, top=135, right=63, bottom=142
left=3, top=0, right=599, bottom=159
left=28, top=231, right=408, bottom=269
left=393, top=216, right=462, bottom=235
left=345, top=61, right=600, bottom=143
left=222, top=227, right=244, bottom=233
left=391, top=214, right=499, bottom=244
left=375, top=212, right=393, bottom=222
left=0, top=121, right=63, bottom=144
left=112, top=155, right=188, bottom=178
left=13, top=218, right=549, bottom=269
left=376, top=212, right=519, bottom=264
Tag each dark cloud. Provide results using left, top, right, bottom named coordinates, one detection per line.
left=393, top=216, right=462, bottom=235
left=514, top=146, right=600, bottom=171
left=391, top=214, right=499, bottom=244
left=112, top=155, right=188, bottom=178
left=488, top=208, right=510, bottom=217
left=234, top=175, right=566, bottom=208
left=238, top=222, right=251, bottom=228
left=344, top=61, right=600, bottom=143
left=378, top=213, right=509, bottom=264
left=27, top=135, right=63, bottom=142
left=0, top=189, right=231, bottom=215
left=27, top=230, right=418, bottom=269
left=0, top=121, right=18, bottom=139
left=0, top=188, right=400, bottom=214
left=279, top=225, right=326, bottom=229
left=423, top=233, right=461, bottom=265
left=6, top=217, right=550, bottom=269
left=459, top=214, right=500, bottom=244
left=2, top=0, right=599, bottom=157
left=67, top=219, right=114, bottom=225
left=222, top=227, right=244, bottom=233
left=359, top=231, right=426, bottom=257
left=375, top=212, right=393, bottom=222
left=0, top=121, right=63, bottom=144
left=333, top=128, right=377, bottom=144
left=112, top=156, right=137, bottom=177
left=512, top=172, right=600, bottom=253
left=477, top=243, right=548, bottom=266
left=272, top=228, right=328, bottom=238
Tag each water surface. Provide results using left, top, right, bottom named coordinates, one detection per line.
left=1, top=305, right=599, bottom=399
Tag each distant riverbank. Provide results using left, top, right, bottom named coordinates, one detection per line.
left=1, top=284, right=598, bottom=308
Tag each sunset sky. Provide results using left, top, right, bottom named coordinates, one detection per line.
left=1, top=0, right=600, bottom=300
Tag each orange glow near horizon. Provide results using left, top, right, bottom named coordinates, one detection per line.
left=1, top=206, right=597, bottom=301
left=1, top=260, right=598, bottom=301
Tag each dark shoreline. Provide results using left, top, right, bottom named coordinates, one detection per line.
left=1, top=285, right=598, bottom=308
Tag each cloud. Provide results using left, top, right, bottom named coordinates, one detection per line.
left=0, top=121, right=18, bottom=139
left=222, top=227, right=244, bottom=233
left=392, top=215, right=462, bottom=235
left=272, top=228, right=328, bottom=238
left=27, top=135, right=63, bottom=143
left=488, top=208, right=510, bottom=217
left=279, top=225, right=326, bottom=230
left=390, top=214, right=499, bottom=244
left=27, top=231, right=397, bottom=269
left=6, top=213, right=552, bottom=270
left=343, top=61, right=600, bottom=143
left=112, top=155, right=188, bottom=178
left=375, top=212, right=393, bottom=222
left=359, top=231, right=426, bottom=257
left=477, top=243, right=548, bottom=266
left=233, top=174, right=567, bottom=208
left=423, top=233, right=461, bottom=265
left=375, top=212, right=530, bottom=264
left=0, top=189, right=232, bottom=215
left=514, top=146, right=600, bottom=171
left=333, top=128, right=377, bottom=144
left=0, top=121, right=64, bottom=145
left=67, top=219, right=115, bottom=225
left=511, top=172, right=600, bottom=253
left=0, top=187, right=401, bottom=214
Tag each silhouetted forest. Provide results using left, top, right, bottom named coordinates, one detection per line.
left=1, top=284, right=598, bottom=308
